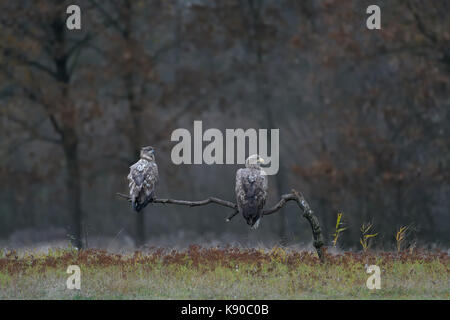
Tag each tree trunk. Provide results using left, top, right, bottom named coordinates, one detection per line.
left=246, top=0, right=288, bottom=243
left=266, top=106, right=287, bottom=243
left=132, top=142, right=145, bottom=248
left=62, top=130, right=83, bottom=249
left=51, top=16, right=83, bottom=249
left=126, top=75, right=146, bottom=248
left=119, top=0, right=147, bottom=248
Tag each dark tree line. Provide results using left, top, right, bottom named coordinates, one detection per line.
left=0, top=0, right=448, bottom=249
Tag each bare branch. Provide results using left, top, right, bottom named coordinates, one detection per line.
left=405, top=0, right=438, bottom=45
left=3, top=113, right=61, bottom=144
left=262, top=193, right=299, bottom=215
left=88, top=0, right=126, bottom=35
left=116, top=192, right=237, bottom=210
left=3, top=50, right=57, bottom=78
left=116, top=189, right=325, bottom=261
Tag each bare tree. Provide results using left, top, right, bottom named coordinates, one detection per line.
left=0, top=1, right=94, bottom=248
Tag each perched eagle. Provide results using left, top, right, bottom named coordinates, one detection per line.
left=127, top=146, right=159, bottom=212
left=235, top=155, right=268, bottom=229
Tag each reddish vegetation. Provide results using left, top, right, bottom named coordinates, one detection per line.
left=1, top=246, right=448, bottom=276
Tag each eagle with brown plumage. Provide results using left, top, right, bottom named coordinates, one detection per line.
left=235, top=155, right=268, bottom=229
left=127, top=146, right=159, bottom=212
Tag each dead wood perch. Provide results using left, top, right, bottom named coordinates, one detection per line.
left=116, top=189, right=325, bottom=261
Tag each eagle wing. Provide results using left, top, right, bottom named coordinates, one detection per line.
left=127, top=159, right=159, bottom=212
left=235, top=168, right=268, bottom=228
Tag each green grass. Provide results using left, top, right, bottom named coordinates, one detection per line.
left=0, top=246, right=448, bottom=299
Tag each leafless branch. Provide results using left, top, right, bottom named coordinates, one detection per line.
left=3, top=113, right=61, bottom=144
left=88, top=0, right=126, bottom=35
left=116, top=188, right=325, bottom=261
left=116, top=192, right=238, bottom=211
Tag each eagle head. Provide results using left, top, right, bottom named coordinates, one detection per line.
left=140, top=146, right=155, bottom=161
left=245, top=154, right=264, bottom=169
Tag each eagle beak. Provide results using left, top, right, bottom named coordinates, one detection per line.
left=259, top=158, right=265, bottom=164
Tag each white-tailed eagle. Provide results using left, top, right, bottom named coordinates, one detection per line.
left=127, top=146, right=159, bottom=212
left=235, top=154, right=268, bottom=229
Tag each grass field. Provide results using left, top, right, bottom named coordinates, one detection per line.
left=0, top=245, right=448, bottom=299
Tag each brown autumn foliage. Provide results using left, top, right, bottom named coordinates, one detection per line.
left=0, top=1, right=448, bottom=249
left=1, top=245, right=448, bottom=277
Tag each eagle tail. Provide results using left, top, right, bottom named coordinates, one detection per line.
left=132, top=192, right=155, bottom=212
left=251, top=217, right=261, bottom=230
left=242, top=199, right=261, bottom=227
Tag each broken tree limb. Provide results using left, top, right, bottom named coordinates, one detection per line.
left=261, top=189, right=325, bottom=261
left=116, top=189, right=325, bottom=261
left=292, top=189, right=325, bottom=262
